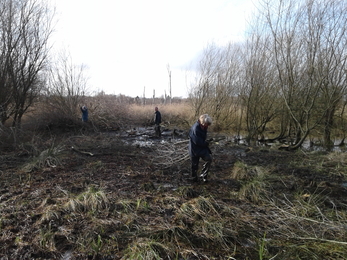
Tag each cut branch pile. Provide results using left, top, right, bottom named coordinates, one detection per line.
left=151, top=140, right=189, bottom=168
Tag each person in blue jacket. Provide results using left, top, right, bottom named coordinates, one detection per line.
left=80, top=105, right=88, bottom=122
left=188, top=114, right=213, bottom=182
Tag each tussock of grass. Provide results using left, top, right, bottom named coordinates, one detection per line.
left=198, top=219, right=233, bottom=249
left=235, top=165, right=270, bottom=203
left=231, top=161, right=251, bottom=180
left=121, top=239, right=172, bottom=260
left=179, top=196, right=222, bottom=220
left=64, top=186, right=109, bottom=213
left=175, top=196, right=238, bottom=252
left=22, top=143, right=64, bottom=172
left=40, top=205, right=60, bottom=223
left=36, top=221, right=58, bottom=252
left=118, top=199, right=136, bottom=213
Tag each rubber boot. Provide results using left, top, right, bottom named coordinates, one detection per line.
left=191, top=169, right=198, bottom=182
left=200, top=161, right=211, bottom=182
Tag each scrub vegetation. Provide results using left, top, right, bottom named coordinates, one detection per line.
left=1, top=101, right=347, bottom=259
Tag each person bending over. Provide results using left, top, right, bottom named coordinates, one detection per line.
left=188, top=114, right=212, bottom=182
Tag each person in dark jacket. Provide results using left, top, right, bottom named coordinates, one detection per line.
left=188, top=114, right=212, bottom=182
left=154, top=107, right=162, bottom=137
left=80, top=105, right=88, bottom=122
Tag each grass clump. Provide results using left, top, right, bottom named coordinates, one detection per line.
left=65, top=186, right=109, bottom=213
left=231, top=161, right=251, bottom=180
left=234, top=164, right=270, bottom=203
left=22, top=143, right=65, bottom=172
left=121, top=239, right=172, bottom=260
left=178, top=196, right=222, bottom=221
left=175, top=196, right=237, bottom=252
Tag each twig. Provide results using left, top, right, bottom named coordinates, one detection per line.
left=71, top=146, right=94, bottom=156
left=295, top=237, right=347, bottom=245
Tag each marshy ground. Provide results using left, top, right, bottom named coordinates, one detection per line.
left=1, top=126, right=347, bottom=259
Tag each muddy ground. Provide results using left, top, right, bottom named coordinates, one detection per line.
left=1, top=126, right=347, bottom=259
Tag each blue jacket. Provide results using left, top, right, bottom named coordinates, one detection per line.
left=81, top=107, right=88, bottom=122
left=154, top=111, right=161, bottom=124
left=188, top=121, right=210, bottom=157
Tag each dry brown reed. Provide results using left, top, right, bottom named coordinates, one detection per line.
left=129, top=102, right=194, bottom=128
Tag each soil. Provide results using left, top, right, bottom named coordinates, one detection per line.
left=0, top=126, right=347, bottom=259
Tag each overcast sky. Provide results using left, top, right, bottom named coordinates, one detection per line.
left=51, top=0, right=255, bottom=98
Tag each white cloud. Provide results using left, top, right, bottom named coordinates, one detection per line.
left=51, top=0, right=256, bottom=97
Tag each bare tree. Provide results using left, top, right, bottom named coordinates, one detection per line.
left=0, top=4, right=12, bottom=125
left=260, top=0, right=347, bottom=149
left=263, top=0, right=311, bottom=148
left=188, top=43, right=229, bottom=119
left=189, top=43, right=250, bottom=132
left=0, top=0, right=54, bottom=127
left=241, top=30, right=281, bottom=143
left=188, top=0, right=347, bottom=148
left=45, top=50, right=89, bottom=121
left=209, top=43, right=244, bottom=131
left=312, top=0, right=347, bottom=147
